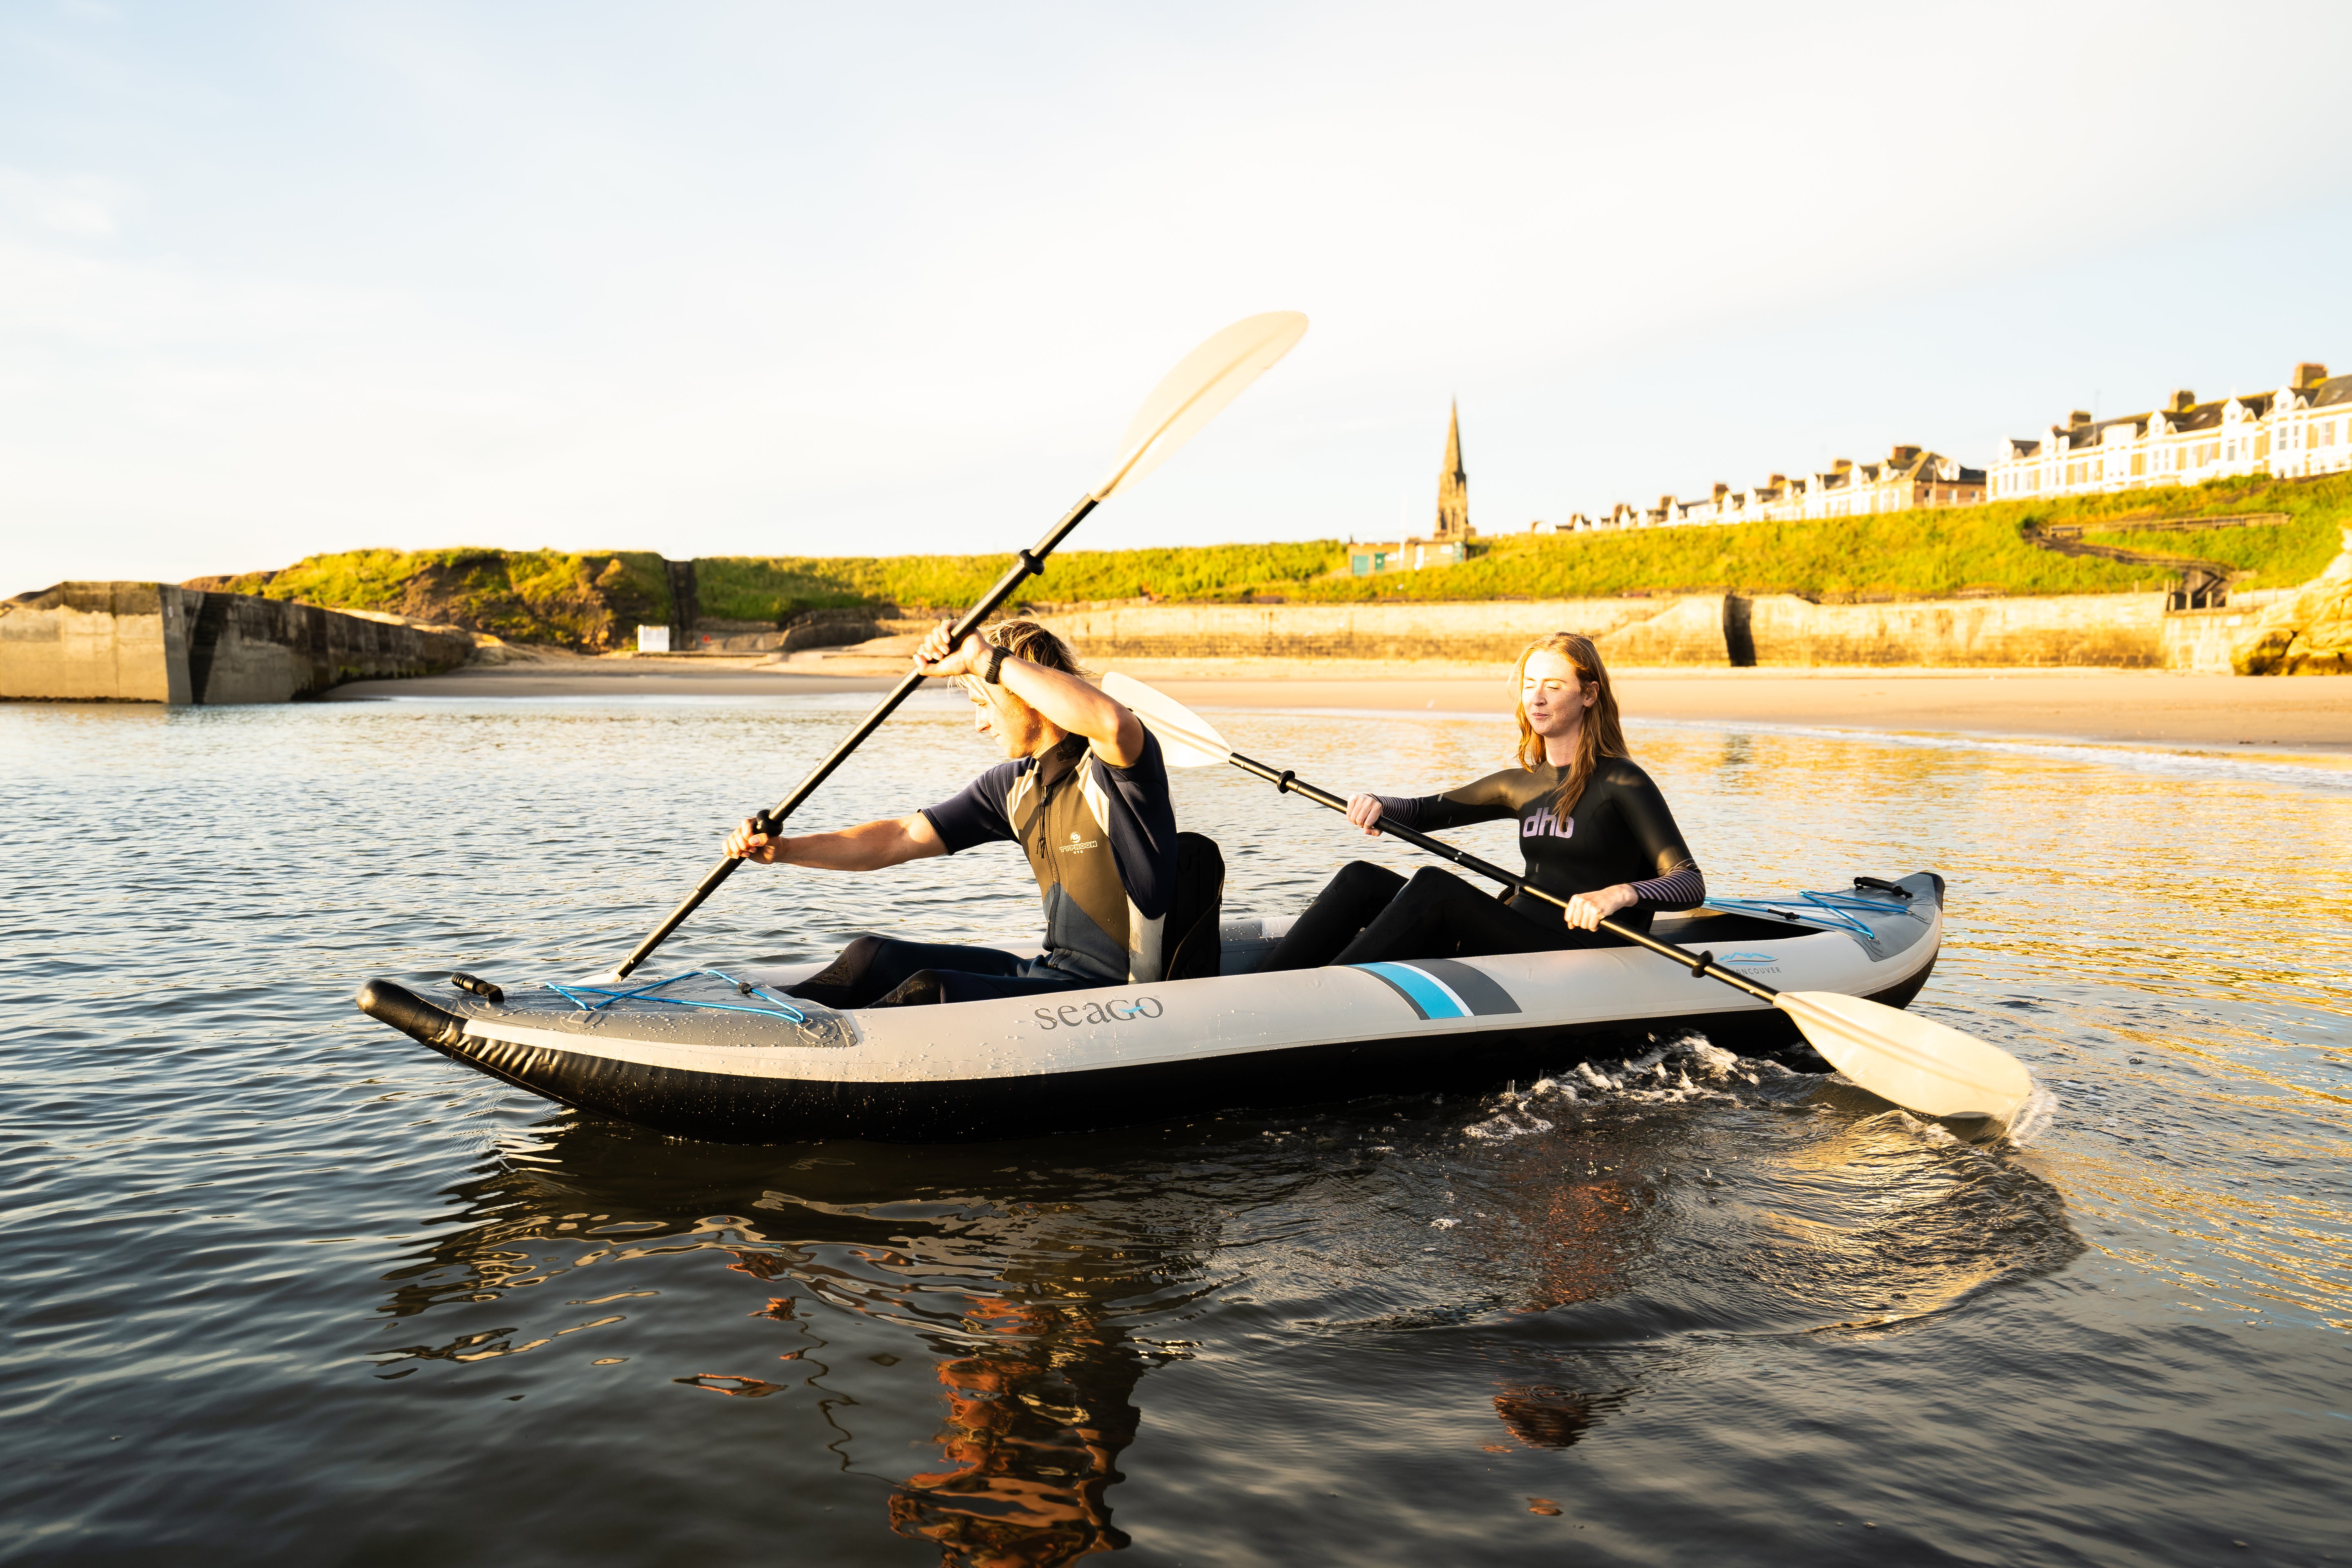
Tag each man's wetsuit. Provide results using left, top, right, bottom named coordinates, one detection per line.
left=1262, top=755, right=1704, bottom=971
left=786, top=730, right=1179, bottom=1010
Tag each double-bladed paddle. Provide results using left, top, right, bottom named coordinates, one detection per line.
left=1101, top=672, right=2035, bottom=1133
left=601, top=312, right=1309, bottom=981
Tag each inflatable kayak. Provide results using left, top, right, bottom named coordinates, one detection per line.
left=355, top=872, right=1945, bottom=1143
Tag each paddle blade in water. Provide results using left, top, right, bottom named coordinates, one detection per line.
left=1101, top=671, right=1235, bottom=767
left=1095, top=312, right=1308, bottom=498
left=1776, top=990, right=2034, bottom=1130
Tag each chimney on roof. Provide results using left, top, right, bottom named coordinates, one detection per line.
left=2169, top=389, right=2196, bottom=413
left=1889, top=444, right=1921, bottom=465
left=1712, top=482, right=1729, bottom=500
left=2294, top=362, right=2329, bottom=390
left=1767, top=473, right=1786, bottom=487
left=1831, top=458, right=1852, bottom=472
left=2068, top=410, right=2092, bottom=427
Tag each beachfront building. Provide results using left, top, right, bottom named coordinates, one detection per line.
left=1559, top=446, right=1984, bottom=532
left=2272, top=364, right=2352, bottom=477
left=1987, top=362, right=2352, bottom=501
left=1354, top=403, right=1477, bottom=575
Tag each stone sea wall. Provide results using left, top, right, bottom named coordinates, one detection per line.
left=1027, top=590, right=2299, bottom=672
left=0, top=582, right=475, bottom=703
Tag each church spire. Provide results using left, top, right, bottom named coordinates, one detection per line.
left=1434, top=400, right=1470, bottom=541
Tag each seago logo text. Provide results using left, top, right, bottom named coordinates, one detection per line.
left=1034, top=996, right=1164, bottom=1028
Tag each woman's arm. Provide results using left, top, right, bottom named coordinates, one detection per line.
left=1559, top=766, right=1704, bottom=928
left=1347, top=769, right=1526, bottom=836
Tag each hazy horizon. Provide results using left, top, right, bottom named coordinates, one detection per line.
left=6, top=1, right=2351, bottom=591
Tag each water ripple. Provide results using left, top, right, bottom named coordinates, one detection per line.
left=2, top=695, right=2347, bottom=1566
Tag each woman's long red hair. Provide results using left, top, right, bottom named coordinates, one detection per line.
left=1513, top=631, right=1626, bottom=808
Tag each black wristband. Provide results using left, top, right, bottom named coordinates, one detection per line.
left=982, top=644, right=1007, bottom=685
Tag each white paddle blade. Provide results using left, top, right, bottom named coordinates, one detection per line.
left=1094, top=311, right=1308, bottom=499
left=1101, top=671, right=1235, bottom=767
left=1777, top=990, right=2034, bottom=1129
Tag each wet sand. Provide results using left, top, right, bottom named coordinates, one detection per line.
left=1158, top=668, right=2352, bottom=757
left=326, top=659, right=2352, bottom=755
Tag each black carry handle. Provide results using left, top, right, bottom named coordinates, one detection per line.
left=608, top=494, right=1100, bottom=979
left=1226, top=749, right=1782, bottom=1005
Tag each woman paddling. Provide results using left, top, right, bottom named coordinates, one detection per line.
left=1261, top=631, right=1704, bottom=970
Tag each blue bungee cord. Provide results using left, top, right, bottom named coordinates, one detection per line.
left=1701, top=887, right=1920, bottom=938
left=541, top=969, right=809, bottom=1023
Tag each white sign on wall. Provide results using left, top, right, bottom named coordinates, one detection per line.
left=636, top=625, right=671, bottom=654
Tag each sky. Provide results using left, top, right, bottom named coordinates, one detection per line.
left=4, top=0, right=2352, bottom=590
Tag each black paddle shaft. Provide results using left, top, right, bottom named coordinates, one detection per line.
left=610, top=491, right=1101, bottom=979
left=1227, top=750, right=1781, bottom=1004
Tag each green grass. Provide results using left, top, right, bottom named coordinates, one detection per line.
left=211, top=473, right=2352, bottom=648
left=2074, top=514, right=2341, bottom=587
left=1278, top=473, right=2352, bottom=603
left=694, top=541, right=1345, bottom=621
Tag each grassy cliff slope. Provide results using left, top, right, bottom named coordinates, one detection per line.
left=692, top=542, right=1342, bottom=621
left=190, top=549, right=672, bottom=650
left=1303, top=474, right=2345, bottom=604
left=703, top=472, right=2347, bottom=613
left=192, top=473, right=2350, bottom=649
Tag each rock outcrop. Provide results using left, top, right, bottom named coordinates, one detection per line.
left=2231, top=525, right=2352, bottom=675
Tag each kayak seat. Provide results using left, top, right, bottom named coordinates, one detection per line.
left=1162, top=832, right=1226, bottom=983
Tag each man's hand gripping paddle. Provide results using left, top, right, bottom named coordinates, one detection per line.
left=1101, top=672, right=2035, bottom=1135
left=598, top=312, right=1309, bottom=982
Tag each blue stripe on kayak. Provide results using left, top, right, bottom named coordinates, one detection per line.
left=1355, top=961, right=1470, bottom=1021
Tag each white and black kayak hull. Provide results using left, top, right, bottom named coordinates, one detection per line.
left=356, top=873, right=1945, bottom=1144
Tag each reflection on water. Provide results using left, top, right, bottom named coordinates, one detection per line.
left=2, top=695, right=2348, bottom=1564
left=349, top=1042, right=2083, bottom=1565
left=886, top=1297, right=1141, bottom=1565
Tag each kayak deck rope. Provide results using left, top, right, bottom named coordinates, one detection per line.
left=543, top=969, right=809, bottom=1023
left=1701, top=888, right=1916, bottom=939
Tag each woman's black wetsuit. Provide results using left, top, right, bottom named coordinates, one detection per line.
left=1261, top=756, right=1704, bottom=971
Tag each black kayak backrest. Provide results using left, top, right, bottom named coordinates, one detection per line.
left=1163, top=832, right=1226, bottom=983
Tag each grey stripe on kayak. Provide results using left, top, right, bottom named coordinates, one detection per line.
left=1412, top=959, right=1521, bottom=1016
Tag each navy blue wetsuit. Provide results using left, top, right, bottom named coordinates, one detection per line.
left=786, top=731, right=1179, bottom=1010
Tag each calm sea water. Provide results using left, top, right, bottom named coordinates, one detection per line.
left=3, top=690, right=2348, bottom=1567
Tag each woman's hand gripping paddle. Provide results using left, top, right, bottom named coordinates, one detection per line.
left=597, top=313, right=1309, bottom=982
left=1101, top=672, right=2034, bottom=1134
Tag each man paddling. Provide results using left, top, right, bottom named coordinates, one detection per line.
left=725, top=619, right=1178, bottom=1010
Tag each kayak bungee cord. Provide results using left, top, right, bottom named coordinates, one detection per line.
left=458, top=969, right=813, bottom=1022
left=1698, top=889, right=1922, bottom=939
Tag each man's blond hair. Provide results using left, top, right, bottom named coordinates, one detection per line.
left=980, top=619, right=1085, bottom=678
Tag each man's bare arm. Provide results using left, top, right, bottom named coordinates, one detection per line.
left=914, top=623, right=1147, bottom=766
left=998, top=656, right=1146, bottom=766
left=725, top=813, right=946, bottom=871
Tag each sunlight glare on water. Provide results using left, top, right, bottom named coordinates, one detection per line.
left=2, top=692, right=2348, bottom=1566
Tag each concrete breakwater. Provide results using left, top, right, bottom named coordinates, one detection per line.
left=0, top=582, right=474, bottom=703
left=1025, top=590, right=2295, bottom=672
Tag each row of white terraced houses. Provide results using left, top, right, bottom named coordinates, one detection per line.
left=1548, top=359, right=2352, bottom=533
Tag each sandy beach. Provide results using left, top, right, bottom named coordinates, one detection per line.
left=326, top=656, right=2352, bottom=756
